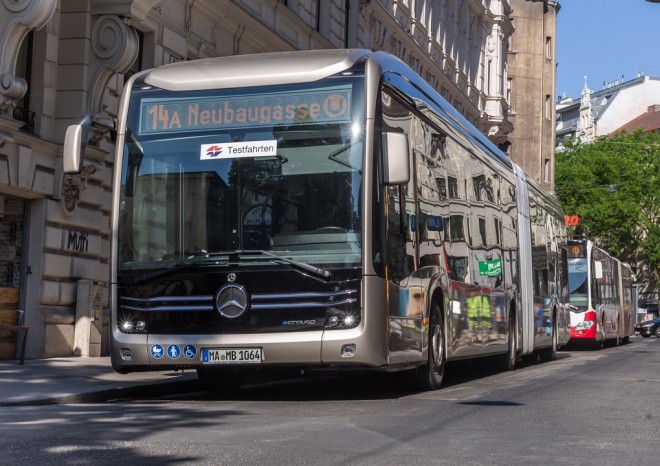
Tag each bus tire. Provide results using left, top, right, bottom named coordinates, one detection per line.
left=539, top=313, right=558, bottom=362
left=415, top=301, right=445, bottom=391
left=498, top=313, right=516, bottom=371
left=196, top=367, right=244, bottom=393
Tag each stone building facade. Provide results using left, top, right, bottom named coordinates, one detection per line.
left=506, top=0, right=559, bottom=192
left=556, top=75, right=660, bottom=145
left=1, top=0, right=528, bottom=359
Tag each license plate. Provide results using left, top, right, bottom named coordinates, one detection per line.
left=202, top=348, right=262, bottom=364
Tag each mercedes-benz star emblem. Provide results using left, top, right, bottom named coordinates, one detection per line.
left=227, top=273, right=236, bottom=282
left=215, top=284, right=249, bottom=319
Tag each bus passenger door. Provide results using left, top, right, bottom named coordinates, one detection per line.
left=385, top=181, right=424, bottom=363
left=381, top=90, right=424, bottom=364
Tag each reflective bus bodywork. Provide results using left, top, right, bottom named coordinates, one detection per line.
left=65, top=50, right=570, bottom=389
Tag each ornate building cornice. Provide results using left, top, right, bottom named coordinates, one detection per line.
left=0, top=0, right=56, bottom=115
left=88, top=14, right=139, bottom=113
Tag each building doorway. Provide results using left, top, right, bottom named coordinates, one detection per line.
left=0, top=196, right=27, bottom=360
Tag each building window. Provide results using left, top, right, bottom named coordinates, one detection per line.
left=13, top=31, right=34, bottom=132
left=435, top=177, right=447, bottom=200
left=545, top=95, right=551, bottom=119
left=544, top=159, right=550, bottom=183
left=448, top=176, right=459, bottom=199
left=478, top=217, right=487, bottom=246
left=506, top=78, right=513, bottom=112
left=449, top=215, right=465, bottom=242
left=487, top=59, right=492, bottom=94
left=499, top=140, right=512, bottom=156
left=545, top=36, right=552, bottom=60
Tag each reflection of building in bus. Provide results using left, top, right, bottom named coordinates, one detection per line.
left=378, top=64, right=570, bottom=367
left=62, top=49, right=570, bottom=393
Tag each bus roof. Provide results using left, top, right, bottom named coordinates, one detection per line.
left=139, top=48, right=521, bottom=179
left=144, top=49, right=371, bottom=91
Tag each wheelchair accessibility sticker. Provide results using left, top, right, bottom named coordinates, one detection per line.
left=183, top=345, right=197, bottom=360
left=150, top=344, right=164, bottom=359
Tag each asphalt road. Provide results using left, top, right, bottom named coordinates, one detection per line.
left=1, top=336, right=659, bottom=465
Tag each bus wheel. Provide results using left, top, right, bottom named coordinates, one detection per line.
left=498, top=314, right=516, bottom=371
left=196, top=367, right=244, bottom=393
left=416, top=302, right=445, bottom=391
left=539, top=314, right=558, bottom=362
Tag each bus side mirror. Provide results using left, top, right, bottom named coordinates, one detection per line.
left=594, top=261, right=603, bottom=280
left=63, top=114, right=115, bottom=173
left=382, top=132, right=409, bottom=185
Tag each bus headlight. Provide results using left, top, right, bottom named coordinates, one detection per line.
left=118, top=315, right=147, bottom=334
left=575, top=320, right=594, bottom=330
left=325, top=310, right=360, bottom=329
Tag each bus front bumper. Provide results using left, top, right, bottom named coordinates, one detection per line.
left=110, top=326, right=389, bottom=373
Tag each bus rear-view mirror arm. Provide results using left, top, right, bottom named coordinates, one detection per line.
left=382, top=132, right=410, bottom=185
left=63, top=113, right=116, bottom=174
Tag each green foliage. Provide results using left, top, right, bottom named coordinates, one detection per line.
left=555, top=130, right=660, bottom=282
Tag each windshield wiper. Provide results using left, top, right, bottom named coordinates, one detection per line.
left=265, top=250, right=333, bottom=280
left=238, top=249, right=333, bottom=280
left=185, top=250, right=234, bottom=260
left=139, top=250, right=332, bottom=280
left=122, top=250, right=332, bottom=283
left=121, top=260, right=197, bottom=284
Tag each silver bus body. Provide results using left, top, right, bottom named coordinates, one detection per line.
left=64, top=49, right=570, bottom=387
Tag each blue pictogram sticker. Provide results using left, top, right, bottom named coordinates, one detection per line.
left=183, top=344, right=197, bottom=360
left=150, top=344, right=164, bottom=359
left=167, top=344, right=180, bottom=359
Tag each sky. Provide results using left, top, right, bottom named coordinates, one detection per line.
left=555, top=0, right=660, bottom=100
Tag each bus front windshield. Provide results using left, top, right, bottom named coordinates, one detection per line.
left=118, top=78, right=364, bottom=271
left=568, top=258, right=589, bottom=310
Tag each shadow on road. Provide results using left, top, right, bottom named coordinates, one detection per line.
left=132, top=352, right=572, bottom=403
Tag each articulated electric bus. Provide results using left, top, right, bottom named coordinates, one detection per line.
left=64, top=49, right=569, bottom=390
left=567, top=238, right=634, bottom=347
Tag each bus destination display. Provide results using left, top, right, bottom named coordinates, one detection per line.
left=139, top=85, right=352, bottom=135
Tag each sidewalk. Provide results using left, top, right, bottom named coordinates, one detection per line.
left=0, top=357, right=198, bottom=406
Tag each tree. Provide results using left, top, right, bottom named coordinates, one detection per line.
left=555, top=130, right=660, bottom=284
